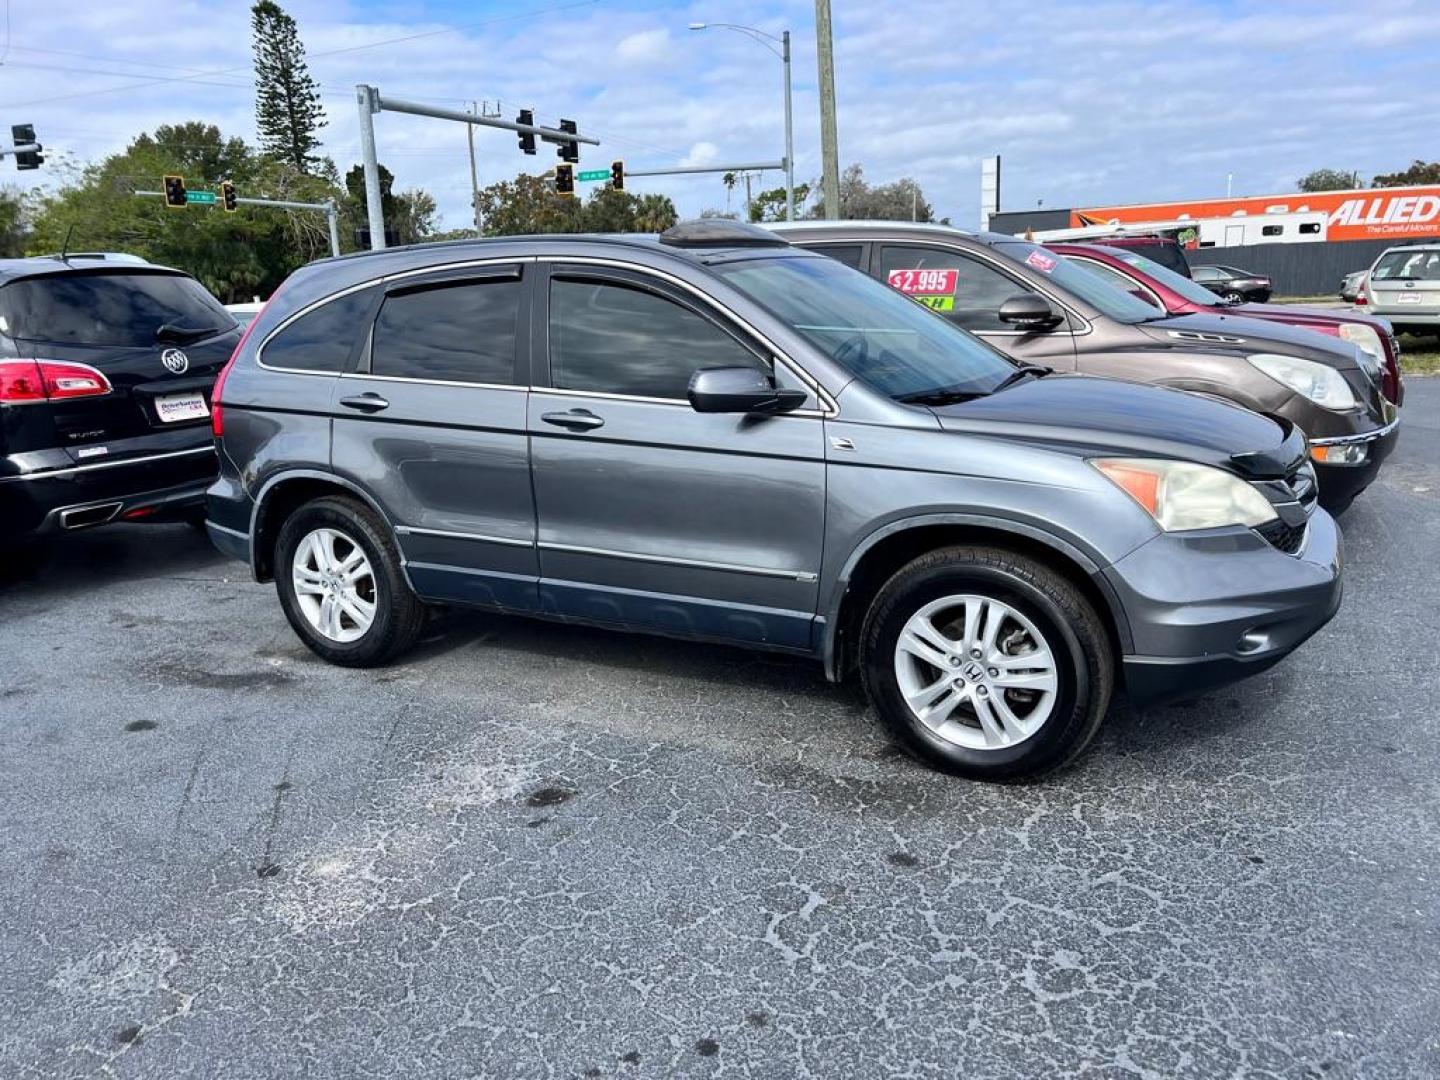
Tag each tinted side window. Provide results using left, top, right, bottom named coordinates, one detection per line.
left=877, top=245, right=1023, bottom=331
left=371, top=278, right=520, bottom=384
left=549, top=278, right=764, bottom=399
left=1069, top=259, right=1163, bottom=311
left=810, top=244, right=864, bottom=270
left=262, top=288, right=375, bottom=373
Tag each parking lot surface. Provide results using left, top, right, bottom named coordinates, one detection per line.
left=2, top=382, right=1437, bottom=1080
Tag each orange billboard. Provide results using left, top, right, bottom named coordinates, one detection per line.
left=1070, top=185, right=1440, bottom=242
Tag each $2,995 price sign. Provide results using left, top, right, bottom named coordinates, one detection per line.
left=886, top=268, right=958, bottom=296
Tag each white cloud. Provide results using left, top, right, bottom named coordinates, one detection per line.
left=680, top=141, right=720, bottom=167
left=614, top=28, right=672, bottom=67
left=5, top=0, right=1440, bottom=232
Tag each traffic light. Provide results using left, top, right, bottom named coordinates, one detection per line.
left=516, top=109, right=536, bottom=155
left=219, top=180, right=238, bottom=212
left=554, top=164, right=575, bottom=197
left=163, top=175, right=187, bottom=209
left=11, top=124, right=42, bottom=171
left=556, top=119, right=579, bottom=164
left=610, top=160, right=624, bottom=191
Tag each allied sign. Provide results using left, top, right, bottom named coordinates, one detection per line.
left=1070, top=184, right=1440, bottom=243
left=186, top=191, right=217, bottom=206
left=577, top=169, right=610, bottom=182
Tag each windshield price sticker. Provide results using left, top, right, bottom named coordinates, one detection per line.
left=887, top=268, right=958, bottom=295
left=1025, top=250, right=1058, bottom=273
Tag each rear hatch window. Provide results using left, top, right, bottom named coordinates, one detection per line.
left=0, top=269, right=240, bottom=451
left=0, top=269, right=233, bottom=346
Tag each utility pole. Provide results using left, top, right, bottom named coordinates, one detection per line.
left=814, top=0, right=841, bottom=219
left=466, top=101, right=481, bottom=236
left=782, top=31, right=795, bottom=220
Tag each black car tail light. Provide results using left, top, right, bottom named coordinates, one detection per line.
left=0, top=359, right=112, bottom=403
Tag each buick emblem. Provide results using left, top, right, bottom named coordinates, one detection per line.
left=161, top=348, right=189, bottom=374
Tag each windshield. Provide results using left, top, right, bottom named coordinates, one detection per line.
left=0, top=270, right=234, bottom=347
left=991, top=240, right=1163, bottom=323
left=714, top=254, right=1018, bottom=401
left=1101, top=249, right=1223, bottom=307
left=1371, top=249, right=1440, bottom=282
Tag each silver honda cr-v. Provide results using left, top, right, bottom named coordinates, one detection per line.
left=206, top=221, right=1342, bottom=781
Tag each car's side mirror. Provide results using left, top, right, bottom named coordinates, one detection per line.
left=687, top=366, right=808, bottom=414
left=998, top=293, right=1063, bottom=330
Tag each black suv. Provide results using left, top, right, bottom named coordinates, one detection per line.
left=0, top=255, right=240, bottom=546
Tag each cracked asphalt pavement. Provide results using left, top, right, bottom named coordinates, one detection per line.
left=2, top=382, right=1437, bottom=1079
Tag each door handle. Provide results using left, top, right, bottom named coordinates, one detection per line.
left=541, top=409, right=604, bottom=431
left=339, top=393, right=390, bottom=413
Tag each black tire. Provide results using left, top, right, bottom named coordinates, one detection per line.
left=273, top=495, right=426, bottom=667
left=1223, top=290, right=1245, bottom=304
left=859, top=546, right=1113, bottom=782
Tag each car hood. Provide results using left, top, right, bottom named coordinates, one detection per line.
left=1233, top=302, right=1393, bottom=335
left=930, top=373, right=1303, bottom=478
left=1134, top=311, right=1361, bottom=369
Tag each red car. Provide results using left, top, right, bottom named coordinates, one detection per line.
left=1048, top=242, right=1403, bottom=406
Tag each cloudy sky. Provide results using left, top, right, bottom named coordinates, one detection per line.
left=3, top=0, right=1437, bottom=229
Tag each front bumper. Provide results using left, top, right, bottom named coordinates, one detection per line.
left=1106, top=509, right=1343, bottom=706
left=1310, top=417, right=1400, bottom=509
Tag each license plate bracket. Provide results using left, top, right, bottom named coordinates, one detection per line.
left=155, top=392, right=210, bottom=423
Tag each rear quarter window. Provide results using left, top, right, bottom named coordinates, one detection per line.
left=260, top=287, right=377, bottom=373
left=0, top=270, right=233, bottom=347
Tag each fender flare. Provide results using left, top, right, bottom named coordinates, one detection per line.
left=248, top=468, right=403, bottom=580
left=821, top=510, right=1134, bottom=679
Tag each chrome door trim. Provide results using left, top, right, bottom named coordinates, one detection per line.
left=3, top=445, right=213, bottom=481
left=394, top=524, right=534, bottom=547
left=537, top=539, right=818, bottom=582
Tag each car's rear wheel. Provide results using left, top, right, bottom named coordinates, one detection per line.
left=1223, top=290, right=1245, bottom=304
left=859, top=546, right=1113, bottom=781
left=274, top=495, right=426, bottom=666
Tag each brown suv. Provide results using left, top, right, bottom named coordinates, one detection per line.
left=771, top=222, right=1398, bottom=513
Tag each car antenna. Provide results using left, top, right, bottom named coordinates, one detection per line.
left=58, top=223, right=75, bottom=263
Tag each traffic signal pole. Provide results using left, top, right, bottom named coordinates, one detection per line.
left=134, top=190, right=343, bottom=258
left=355, top=83, right=600, bottom=250
left=624, top=161, right=785, bottom=178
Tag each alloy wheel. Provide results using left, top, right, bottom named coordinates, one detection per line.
left=291, top=527, right=377, bottom=643
left=893, top=593, right=1059, bottom=750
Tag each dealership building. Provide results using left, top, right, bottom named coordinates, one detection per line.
left=988, top=184, right=1440, bottom=295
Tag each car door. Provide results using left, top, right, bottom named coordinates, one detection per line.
left=328, top=262, right=539, bottom=612
left=527, top=261, right=826, bottom=651
left=872, top=243, right=1079, bottom=371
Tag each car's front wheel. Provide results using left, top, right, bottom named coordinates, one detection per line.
left=274, top=495, right=427, bottom=666
left=859, top=546, right=1113, bottom=781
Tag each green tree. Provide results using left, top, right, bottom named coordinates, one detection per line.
left=633, top=193, right=678, bottom=232
left=1298, top=168, right=1359, bottom=192
left=808, top=164, right=934, bottom=222
left=252, top=0, right=326, bottom=173
left=747, top=182, right=811, bottom=222
left=474, top=172, right=584, bottom=235
left=28, top=123, right=342, bottom=300
left=0, top=187, right=32, bottom=257
left=342, top=163, right=438, bottom=247
left=1372, top=160, right=1440, bottom=187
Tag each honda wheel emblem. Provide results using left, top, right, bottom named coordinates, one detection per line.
left=161, top=348, right=190, bottom=374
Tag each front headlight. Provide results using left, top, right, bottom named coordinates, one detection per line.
left=1337, top=322, right=1384, bottom=362
left=1247, top=352, right=1356, bottom=410
left=1092, top=458, right=1279, bottom=531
